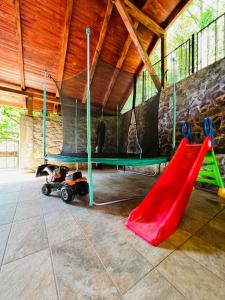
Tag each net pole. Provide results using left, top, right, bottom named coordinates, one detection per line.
left=116, top=104, right=119, bottom=171
left=116, top=104, right=119, bottom=153
left=86, top=28, right=94, bottom=206
left=43, top=68, right=47, bottom=162
left=172, top=57, right=177, bottom=151
left=75, top=99, right=78, bottom=153
left=75, top=99, right=78, bottom=171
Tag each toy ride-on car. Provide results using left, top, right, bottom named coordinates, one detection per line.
left=36, top=164, right=89, bottom=203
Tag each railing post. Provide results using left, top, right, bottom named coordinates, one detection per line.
left=161, top=34, right=167, bottom=89
left=191, top=33, right=195, bottom=74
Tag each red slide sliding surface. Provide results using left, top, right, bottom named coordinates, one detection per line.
left=126, top=137, right=212, bottom=246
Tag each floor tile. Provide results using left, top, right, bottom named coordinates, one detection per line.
left=91, top=231, right=153, bottom=294
left=18, top=188, right=41, bottom=202
left=81, top=213, right=125, bottom=241
left=185, top=191, right=223, bottom=223
left=122, top=229, right=175, bottom=267
left=157, top=250, right=225, bottom=300
left=92, top=199, right=142, bottom=219
left=0, top=183, right=21, bottom=194
left=0, top=249, right=57, bottom=300
left=0, top=192, right=18, bottom=205
left=123, top=269, right=185, bottom=300
left=208, top=217, right=225, bottom=234
left=69, top=203, right=93, bottom=222
left=167, top=228, right=192, bottom=247
left=4, top=216, right=48, bottom=264
left=41, top=197, right=68, bottom=214
left=179, top=213, right=205, bottom=234
left=14, top=201, right=43, bottom=222
left=52, top=238, right=119, bottom=300
left=196, top=223, right=225, bottom=251
left=0, top=203, right=17, bottom=226
left=217, top=209, right=225, bottom=220
left=0, top=224, right=11, bottom=266
left=181, top=236, right=225, bottom=280
left=44, top=209, right=84, bottom=245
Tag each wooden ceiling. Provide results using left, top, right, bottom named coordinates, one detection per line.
left=0, top=0, right=191, bottom=112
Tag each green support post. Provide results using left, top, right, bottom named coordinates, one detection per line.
left=198, top=150, right=225, bottom=199
left=172, top=57, right=176, bottom=151
left=86, top=28, right=94, bottom=206
left=43, top=68, right=47, bottom=162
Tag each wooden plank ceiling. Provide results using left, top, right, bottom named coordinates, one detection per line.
left=0, top=0, right=190, bottom=112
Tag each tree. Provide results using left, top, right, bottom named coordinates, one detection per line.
left=0, top=107, right=25, bottom=139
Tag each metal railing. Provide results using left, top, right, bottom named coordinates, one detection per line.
left=0, top=139, right=19, bottom=169
left=123, top=13, right=225, bottom=111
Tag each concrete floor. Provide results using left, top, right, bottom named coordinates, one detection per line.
left=0, top=169, right=225, bottom=300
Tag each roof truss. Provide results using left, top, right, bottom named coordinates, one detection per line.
left=82, top=0, right=113, bottom=103
left=102, top=21, right=139, bottom=107
left=124, top=0, right=165, bottom=36
left=57, top=0, right=74, bottom=94
left=114, top=0, right=161, bottom=91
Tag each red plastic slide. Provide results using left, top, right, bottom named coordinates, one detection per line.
left=126, top=137, right=212, bottom=246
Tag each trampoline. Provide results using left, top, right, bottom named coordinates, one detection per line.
left=46, top=153, right=169, bottom=166
left=43, top=28, right=176, bottom=206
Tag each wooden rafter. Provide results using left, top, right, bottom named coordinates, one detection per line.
left=124, top=0, right=165, bottom=36
left=0, top=85, right=59, bottom=104
left=114, top=0, right=161, bottom=91
left=137, top=0, right=192, bottom=74
left=82, top=0, right=113, bottom=103
left=14, top=0, right=25, bottom=90
left=162, top=0, right=191, bottom=29
left=102, top=21, right=139, bottom=107
left=57, top=0, right=74, bottom=94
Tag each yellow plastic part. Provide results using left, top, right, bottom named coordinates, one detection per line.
left=218, top=188, right=225, bottom=199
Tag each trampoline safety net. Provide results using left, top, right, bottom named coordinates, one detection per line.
left=51, top=59, right=161, bottom=157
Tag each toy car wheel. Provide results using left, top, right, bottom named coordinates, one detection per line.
left=42, top=184, right=52, bottom=196
left=60, top=186, right=73, bottom=203
left=76, top=181, right=89, bottom=197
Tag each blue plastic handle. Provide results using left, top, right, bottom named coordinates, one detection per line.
left=181, top=121, right=192, bottom=143
left=203, top=117, right=214, bottom=146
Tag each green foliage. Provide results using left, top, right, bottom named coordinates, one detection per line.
left=198, top=8, right=215, bottom=29
left=0, top=107, right=25, bottom=139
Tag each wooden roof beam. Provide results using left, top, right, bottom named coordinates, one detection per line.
left=0, top=86, right=59, bottom=104
left=102, top=21, right=139, bottom=107
left=124, top=0, right=165, bottom=37
left=14, top=0, right=25, bottom=90
left=82, top=0, right=113, bottom=103
left=114, top=0, right=161, bottom=91
left=0, top=100, right=26, bottom=109
left=137, top=0, right=192, bottom=74
left=57, top=0, right=74, bottom=95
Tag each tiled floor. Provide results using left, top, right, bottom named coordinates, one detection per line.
left=0, top=169, right=225, bottom=300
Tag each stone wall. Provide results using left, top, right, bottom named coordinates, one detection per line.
left=121, top=58, right=225, bottom=181
left=19, top=112, right=119, bottom=170
left=159, top=58, right=225, bottom=155
left=19, top=115, right=63, bottom=170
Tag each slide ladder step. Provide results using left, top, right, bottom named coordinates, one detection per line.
left=197, top=150, right=224, bottom=188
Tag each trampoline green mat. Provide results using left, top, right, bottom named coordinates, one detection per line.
left=46, top=154, right=169, bottom=166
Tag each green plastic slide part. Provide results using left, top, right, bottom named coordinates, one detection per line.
left=197, top=150, right=224, bottom=188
